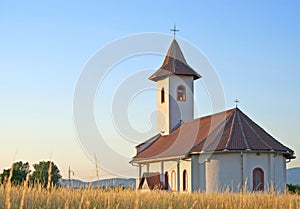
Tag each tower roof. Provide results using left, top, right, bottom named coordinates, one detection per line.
left=131, top=108, right=295, bottom=162
left=148, top=39, right=201, bottom=82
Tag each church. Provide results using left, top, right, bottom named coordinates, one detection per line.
left=130, top=38, right=295, bottom=193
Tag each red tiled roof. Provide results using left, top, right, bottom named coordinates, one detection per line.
left=138, top=172, right=164, bottom=190
left=148, top=39, right=201, bottom=81
left=132, top=108, right=295, bottom=162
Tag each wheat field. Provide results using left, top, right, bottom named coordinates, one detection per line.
left=0, top=185, right=299, bottom=209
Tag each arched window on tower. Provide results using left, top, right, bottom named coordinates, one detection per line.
left=164, top=171, right=169, bottom=190
left=182, top=170, right=188, bottom=191
left=161, top=88, right=165, bottom=103
left=177, top=85, right=186, bottom=101
left=253, top=167, right=264, bottom=191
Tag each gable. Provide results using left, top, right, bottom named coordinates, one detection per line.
left=138, top=172, right=163, bottom=190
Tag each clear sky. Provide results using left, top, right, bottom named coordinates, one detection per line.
left=0, top=1, right=299, bottom=181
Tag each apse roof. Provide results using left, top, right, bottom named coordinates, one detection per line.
left=132, top=108, right=295, bottom=162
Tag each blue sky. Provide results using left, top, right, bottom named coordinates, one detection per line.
left=0, top=1, right=299, bottom=180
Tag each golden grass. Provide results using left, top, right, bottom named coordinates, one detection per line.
left=0, top=185, right=299, bottom=209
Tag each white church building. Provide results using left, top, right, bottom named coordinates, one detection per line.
left=130, top=38, right=295, bottom=193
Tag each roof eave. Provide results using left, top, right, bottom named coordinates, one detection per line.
left=190, top=149, right=295, bottom=157
left=149, top=72, right=201, bottom=82
left=130, top=155, right=186, bottom=164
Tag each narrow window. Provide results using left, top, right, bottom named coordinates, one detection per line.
left=164, top=171, right=169, bottom=190
left=171, top=170, right=176, bottom=191
left=161, top=88, right=165, bottom=103
left=177, top=85, right=186, bottom=101
left=183, top=170, right=188, bottom=191
left=253, top=168, right=264, bottom=191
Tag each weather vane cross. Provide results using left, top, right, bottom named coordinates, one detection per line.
left=171, top=25, right=179, bottom=39
left=234, top=99, right=240, bottom=108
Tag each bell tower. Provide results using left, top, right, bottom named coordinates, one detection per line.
left=149, top=39, right=201, bottom=135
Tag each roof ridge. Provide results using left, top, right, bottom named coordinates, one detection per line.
left=224, top=110, right=237, bottom=149
left=135, top=134, right=161, bottom=154
left=183, top=108, right=236, bottom=125
left=191, top=111, right=230, bottom=152
left=239, top=111, right=272, bottom=150
left=240, top=111, right=293, bottom=152
left=236, top=109, right=250, bottom=149
left=165, top=39, right=187, bottom=65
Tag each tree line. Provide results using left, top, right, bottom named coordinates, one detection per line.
left=0, top=161, right=61, bottom=187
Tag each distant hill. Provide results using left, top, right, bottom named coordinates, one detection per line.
left=287, top=167, right=300, bottom=185
left=60, top=178, right=136, bottom=188
left=59, top=168, right=298, bottom=188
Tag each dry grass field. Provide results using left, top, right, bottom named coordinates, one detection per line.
left=0, top=185, right=300, bottom=209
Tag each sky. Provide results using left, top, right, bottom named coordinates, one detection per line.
left=0, top=1, right=299, bottom=181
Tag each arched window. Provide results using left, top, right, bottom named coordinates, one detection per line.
left=177, top=85, right=186, bottom=101
left=164, top=171, right=169, bottom=190
left=171, top=170, right=176, bottom=191
left=183, top=170, right=188, bottom=191
left=161, top=88, right=165, bottom=103
left=253, top=167, right=264, bottom=191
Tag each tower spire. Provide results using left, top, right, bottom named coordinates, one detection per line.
left=148, top=39, right=201, bottom=81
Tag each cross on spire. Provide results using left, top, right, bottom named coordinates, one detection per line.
left=171, top=25, right=179, bottom=39
left=234, top=99, right=240, bottom=108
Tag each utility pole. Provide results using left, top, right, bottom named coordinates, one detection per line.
left=68, top=166, right=75, bottom=188
left=94, top=153, right=100, bottom=187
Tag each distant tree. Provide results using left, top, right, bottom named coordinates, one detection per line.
left=30, top=161, right=62, bottom=187
left=0, top=161, right=30, bottom=185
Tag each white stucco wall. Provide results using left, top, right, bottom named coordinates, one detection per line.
left=206, top=153, right=242, bottom=192
left=169, top=75, right=194, bottom=128
left=245, top=153, right=269, bottom=191
left=191, top=152, right=287, bottom=193
left=274, top=154, right=286, bottom=192
left=179, top=160, right=192, bottom=192
left=157, top=78, right=169, bottom=134
left=157, top=75, right=194, bottom=135
left=136, top=152, right=287, bottom=193
left=243, top=152, right=285, bottom=192
left=163, top=161, right=177, bottom=191
left=191, top=155, right=206, bottom=192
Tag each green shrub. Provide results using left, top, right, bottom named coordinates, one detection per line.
left=287, top=184, right=300, bottom=194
